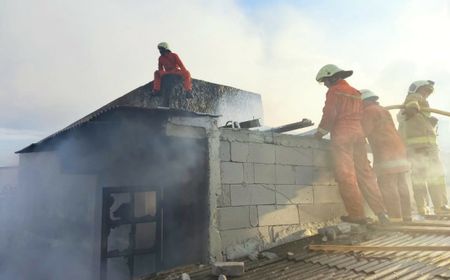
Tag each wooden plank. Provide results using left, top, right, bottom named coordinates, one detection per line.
left=391, top=220, right=450, bottom=228
left=371, top=225, right=450, bottom=235
left=309, top=244, right=450, bottom=252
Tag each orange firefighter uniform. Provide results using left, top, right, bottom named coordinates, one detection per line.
left=362, top=100, right=411, bottom=219
left=317, top=80, right=386, bottom=219
left=398, top=88, right=449, bottom=214
left=153, top=52, right=192, bottom=92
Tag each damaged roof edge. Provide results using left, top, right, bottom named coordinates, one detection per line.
left=16, top=106, right=220, bottom=154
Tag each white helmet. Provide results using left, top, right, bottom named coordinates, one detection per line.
left=157, top=42, right=170, bottom=51
left=360, top=89, right=379, bottom=101
left=408, top=80, right=434, bottom=94
left=316, top=64, right=353, bottom=82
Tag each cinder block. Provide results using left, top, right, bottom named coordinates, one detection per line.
left=295, top=166, right=314, bottom=185
left=313, top=185, right=343, bottom=204
left=243, top=163, right=254, bottom=183
left=254, top=164, right=276, bottom=184
left=313, top=149, right=332, bottom=167
left=221, top=162, right=244, bottom=184
left=230, top=184, right=276, bottom=206
left=275, top=165, right=296, bottom=184
left=231, top=142, right=249, bottom=162
left=220, top=227, right=270, bottom=248
left=275, top=185, right=313, bottom=204
left=271, top=224, right=307, bottom=244
left=312, top=167, right=336, bottom=185
left=217, top=185, right=231, bottom=207
left=250, top=206, right=258, bottom=226
left=220, top=141, right=231, bottom=161
left=218, top=206, right=251, bottom=230
left=298, top=203, right=346, bottom=223
left=275, top=146, right=313, bottom=166
left=220, top=129, right=253, bottom=143
left=258, top=205, right=299, bottom=226
left=248, top=143, right=275, bottom=164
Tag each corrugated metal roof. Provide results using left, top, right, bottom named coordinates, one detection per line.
left=16, top=77, right=261, bottom=154
left=144, top=223, right=450, bottom=280
left=16, top=106, right=219, bottom=153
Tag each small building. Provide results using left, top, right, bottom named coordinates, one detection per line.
left=12, top=78, right=344, bottom=280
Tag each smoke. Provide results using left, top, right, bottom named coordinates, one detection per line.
left=2, top=0, right=450, bottom=166
left=0, top=110, right=212, bottom=279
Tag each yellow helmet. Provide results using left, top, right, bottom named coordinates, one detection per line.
left=157, top=42, right=170, bottom=51
left=316, top=64, right=353, bottom=82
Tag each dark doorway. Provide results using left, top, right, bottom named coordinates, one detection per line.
left=99, top=134, right=209, bottom=279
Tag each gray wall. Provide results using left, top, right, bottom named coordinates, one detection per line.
left=216, top=129, right=345, bottom=259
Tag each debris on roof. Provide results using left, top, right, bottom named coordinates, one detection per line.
left=142, top=220, right=450, bottom=280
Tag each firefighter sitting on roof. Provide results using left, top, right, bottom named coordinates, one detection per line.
left=152, top=42, right=193, bottom=98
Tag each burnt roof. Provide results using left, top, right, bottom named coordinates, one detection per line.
left=17, top=106, right=218, bottom=154
left=17, top=78, right=261, bottom=154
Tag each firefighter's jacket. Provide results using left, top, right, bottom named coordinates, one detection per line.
left=362, top=102, right=410, bottom=175
left=317, top=79, right=364, bottom=137
left=398, top=93, right=437, bottom=148
left=158, top=52, right=188, bottom=72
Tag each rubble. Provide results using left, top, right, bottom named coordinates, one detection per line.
left=180, top=273, right=191, bottom=280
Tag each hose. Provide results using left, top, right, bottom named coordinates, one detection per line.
left=384, top=104, right=450, bottom=117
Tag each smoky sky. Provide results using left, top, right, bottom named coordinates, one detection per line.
left=1, top=0, right=450, bottom=165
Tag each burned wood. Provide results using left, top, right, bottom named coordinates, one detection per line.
left=239, top=119, right=261, bottom=128
left=263, top=118, right=314, bottom=133
left=371, top=224, right=450, bottom=235
left=391, top=220, right=450, bottom=228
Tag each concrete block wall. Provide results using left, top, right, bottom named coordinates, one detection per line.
left=217, top=129, right=345, bottom=259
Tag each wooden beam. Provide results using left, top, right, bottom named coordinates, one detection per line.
left=391, top=220, right=450, bottom=228
left=309, top=244, right=450, bottom=252
left=371, top=225, right=450, bottom=235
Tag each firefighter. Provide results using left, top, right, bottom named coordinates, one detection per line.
left=398, top=80, right=450, bottom=215
left=152, top=42, right=193, bottom=98
left=360, top=89, right=412, bottom=221
left=314, top=64, right=389, bottom=224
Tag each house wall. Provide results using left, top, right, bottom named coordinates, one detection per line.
left=216, top=129, right=346, bottom=259
left=9, top=112, right=218, bottom=279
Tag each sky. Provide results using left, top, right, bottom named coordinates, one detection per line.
left=1, top=0, right=450, bottom=166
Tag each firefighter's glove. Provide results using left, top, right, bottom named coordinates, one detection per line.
left=429, top=116, right=438, bottom=127
left=402, top=107, right=419, bottom=120
left=314, top=131, right=324, bottom=140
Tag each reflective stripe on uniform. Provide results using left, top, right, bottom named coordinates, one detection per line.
left=406, top=136, right=437, bottom=145
left=335, top=91, right=361, bottom=99
left=405, top=100, right=420, bottom=109
left=376, top=159, right=410, bottom=170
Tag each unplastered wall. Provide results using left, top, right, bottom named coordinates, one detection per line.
left=217, top=129, right=345, bottom=260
